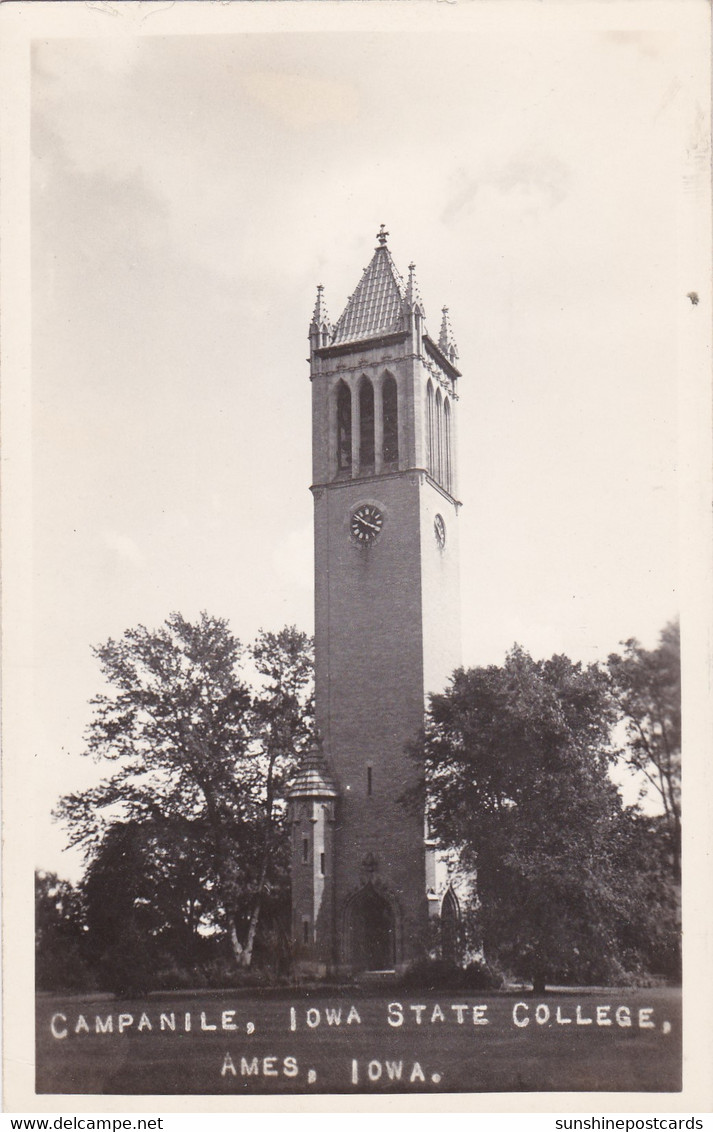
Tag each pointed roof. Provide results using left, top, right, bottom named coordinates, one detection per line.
left=310, top=284, right=332, bottom=334
left=404, top=261, right=425, bottom=315
left=286, top=743, right=338, bottom=800
left=332, top=227, right=407, bottom=346
left=438, top=306, right=458, bottom=363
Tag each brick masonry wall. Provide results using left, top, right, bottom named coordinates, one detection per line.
left=314, top=473, right=428, bottom=965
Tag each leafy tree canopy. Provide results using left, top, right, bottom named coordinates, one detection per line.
left=55, top=613, right=313, bottom=966
left=607, top=620, right=680, bottom=881
left=423, top=647, right=662, bottom=989
left=35, top=871, right=89, bottom=991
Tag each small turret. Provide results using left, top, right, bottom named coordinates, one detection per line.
left=286, top=743, right=338, bottom=974
left=308, top=285, right=333, bottom=355
left=404, top=261, right=424, bottom=313
left=438, top=306, right=459, bottom=365
left=286, top=742, right=339, bottom=801
left=404, top=261, right=426, bottom=353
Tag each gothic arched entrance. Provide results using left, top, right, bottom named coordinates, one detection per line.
left=345, top=886, right=395, bottom=971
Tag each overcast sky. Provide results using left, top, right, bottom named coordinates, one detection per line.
left=28, top=12, right=702, bottom=880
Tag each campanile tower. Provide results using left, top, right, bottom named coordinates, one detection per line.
left=289, top=227, right=462, bottom=974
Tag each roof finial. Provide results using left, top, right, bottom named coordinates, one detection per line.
left=376, top=223, right=389, bottom=247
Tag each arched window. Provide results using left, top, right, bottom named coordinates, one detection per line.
left=426, top=380, right=435, bottom=477
left=435, top=388, right=443, bottom=486
left=382, top=375, right=398, bottom=467
left=444, top=397, right=452, bottom=493
left=359, top=377, right=375, bottom=473
left=336, top=380, right=352, bottom=474
left=440, top=886, right=460, bottom=962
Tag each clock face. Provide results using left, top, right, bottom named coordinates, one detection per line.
left=434, top=513, right=446, bottom=549
left=350, top=503, right=384, bottom=544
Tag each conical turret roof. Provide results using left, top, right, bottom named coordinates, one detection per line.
left=286, top=743, right=338, bottom=800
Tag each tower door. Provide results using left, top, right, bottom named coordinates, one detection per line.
left=346, top=886, right=395, bottom=971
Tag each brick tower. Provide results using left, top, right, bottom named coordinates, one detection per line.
left=288, top=226, right=462, bottom=975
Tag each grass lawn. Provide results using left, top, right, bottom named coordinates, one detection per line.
left=36, top=986, right=681, bottom=1096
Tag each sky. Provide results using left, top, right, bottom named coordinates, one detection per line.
left=27, top=14, right=700, bottom=881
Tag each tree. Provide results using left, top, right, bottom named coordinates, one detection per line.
left=422, top=648, right=654, bottom=991
left=81, top=819, right=219, bottom=989
left=35, top=871, right=89, bottom=991
left=239, top=626, right=314, bottom=966
left=56, top=612, right=314, bottom=970
left=607, top=620, right=681, bottom=883
left=612, top=811, right=681, bottom=981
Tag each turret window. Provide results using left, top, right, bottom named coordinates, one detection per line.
left=320, top=852, right=326, bottom=876
left=302, top=836, right=309, bottom=864
left=359, top=377, right=375, bottom=473
left=382, top=375, right=398, bottom=466
left=336, top=380, right=352, bottom=474
left=367, top=765, right=373, bottom=796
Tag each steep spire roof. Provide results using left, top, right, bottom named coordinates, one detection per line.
left=404, top=261, right=424, bottom=314
left=332, top=226, right=407, bottom=346
left=310, top=284, right=332, bottom=333
left=438, top=306, right=458, bottom=363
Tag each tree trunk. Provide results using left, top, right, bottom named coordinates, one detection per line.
left=240, top=891, right=263, bottom=968
left=237, top=748, right=279, bottom=969
left=229, top=918, right=244, bottom=964
left=531, top=974, right=546, bottom=995
left=672, top=811, right=681, bottom=888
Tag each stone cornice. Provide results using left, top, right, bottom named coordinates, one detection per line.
left=311, top=467, right=462, bottom=509
left=423, top=334, right=461, bottom=380
left=314, top=330, right=409, bottom=361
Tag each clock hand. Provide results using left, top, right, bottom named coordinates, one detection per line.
left=359, top=518, right=380, bottom=532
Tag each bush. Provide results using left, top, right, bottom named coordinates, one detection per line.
left=99, top=953, right=152, bottom=998
left=461, top=959, right=503, bottom=990
left=151, top=963, right=209, bottom=992
left=399, top=957, right=502, bottom=991
left=198, top=957, right=293, bottom=990
left=36, top=942, right=98, bottom=995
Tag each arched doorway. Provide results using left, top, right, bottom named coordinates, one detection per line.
left=345, top=886, right=395, bottom=971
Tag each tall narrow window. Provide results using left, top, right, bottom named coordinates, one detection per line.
left=359, top=377, right=375, bottom=472
left=336, top=380, right=352, bottom=474
left=302, top=837, right=309, bottom=864
left=435, top=388, right=443, bottom=485
left=382, top=375, right=398, bottom=466
left=320, top=852, right=325, bottom=876
left=426, top=381, right=435, bottom=477
left=444, top=397, right=452, bottom=493
left=302, top=919, right=310, bottom=945
left=367, top=765, right=373, bottom=796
